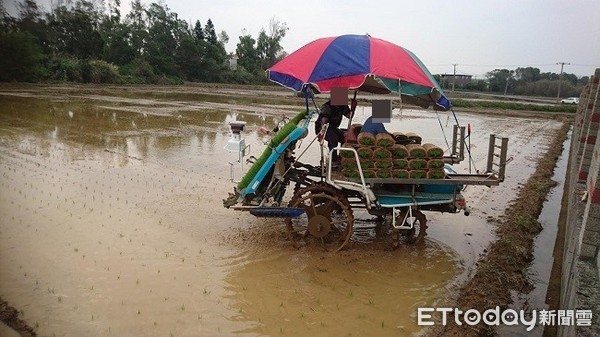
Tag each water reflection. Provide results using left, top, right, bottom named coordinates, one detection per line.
left=226, top=243, right=459, bottom=337
left=0, top=94, right=281, bottom=176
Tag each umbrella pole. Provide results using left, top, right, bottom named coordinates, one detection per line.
left=303, top=85, right=310, bottom=114
left=346, top=90, right=358, bottom=130
left=398, top=79, right=403, bottom=120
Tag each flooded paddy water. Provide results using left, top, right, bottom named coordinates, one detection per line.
left=0, top=85, right=564, bottom=336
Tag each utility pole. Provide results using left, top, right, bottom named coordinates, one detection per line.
left=452, top=64, right=458, bottom=93
left=556, top=62, right=570, bottom=102
left=504, top=70, right=514, bottom=96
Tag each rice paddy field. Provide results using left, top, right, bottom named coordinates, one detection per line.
left=0, top=84, right=564, bottom=336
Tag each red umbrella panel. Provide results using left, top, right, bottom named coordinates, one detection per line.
left=267, top=34, right=451, bottom=111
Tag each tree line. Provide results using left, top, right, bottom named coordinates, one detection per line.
left=437, top=67, right=588, bottom=98
left=0, top=0, right=589, bottom=99
left=0, top=0, right=287, bottom=84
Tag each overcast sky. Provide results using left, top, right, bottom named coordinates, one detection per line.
left=159, top=0, right=600, bottom=78
left=8, top=0, right=600, bottom=78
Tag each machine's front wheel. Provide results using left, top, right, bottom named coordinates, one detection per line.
left=285, top=183, right=353, bottom=252
left=392, top=208, right=427, bottom=247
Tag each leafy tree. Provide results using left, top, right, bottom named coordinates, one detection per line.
left=99, top=0, right=135, bottom=65
left=486, top=69, right=514, bottom=93
left=578, top=76, right=590, bottom=86
left=193, top=20, right=204, bottom=42
left=204, top=18, right=217, bottom=44
left=562, top=73, right=578, bottom=86
left=0, top=7, right=15, bottom=32
left=256, top=18, right=288, bottom=69
left=514, top=67, right=540, bottom=84
left=236, top=33, right=258, bottom=73
left=0, top=31, right=45, bottom=81
left=1, top=1, right=294, bottom=85
left=464, top=79, right=488, bottom=92
left=218, top=30, right=229, bottom=46
left=107, top=0, right=121, bottom=23
left=175, top=34, right=203, bottom=81
left=47, top=1, right=104, bottom=59
left=125, top=0, right=147, bottom=57
left=540, top=72, right=559, bottom=81
left=16, top=0, right=43, bottom=33
left=103, top=24, right=135, bottom=65
left=120, top=57, right=156, bottom=83
left=144, top=2, right=189, bottom=77
left=200, top=18, right=226, bottom=69
left=12, top=0, right=50, bottom=55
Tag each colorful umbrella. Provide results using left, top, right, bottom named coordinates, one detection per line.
left=267, top=34, right=451, bottom=111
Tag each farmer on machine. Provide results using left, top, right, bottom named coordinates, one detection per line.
left=315, top=99, right=355, bottom=161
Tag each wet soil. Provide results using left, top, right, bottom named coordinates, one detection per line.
left=0, top=84, right=564, bottom=336
left=0, top=298, right=36, bottom=336
left=438, top=121, right=571, bottom=336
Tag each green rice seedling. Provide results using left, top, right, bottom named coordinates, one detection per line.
left=408, top=159, right=427, bottom=170
left=393, top=159, right=408, bottom=169
left=373, top=147, right=392, bottom=159
left=428, top=169, right=446, bottom=179
left=340, top=144, right=358, bottom=158
left=360, top=160, right=373, bottom=170
left=376, top=169, right=391, bottom=178
left=357, top=132, right=376, bottom=146
left=375, top=159, right=393, bottom=169
left=409, top=170, right=427, bottom=179
left=427, top=159, right=445, bottom=169
left=357, top=147, right=373, bottom=159
left=362, top=169, right=376, bottom=179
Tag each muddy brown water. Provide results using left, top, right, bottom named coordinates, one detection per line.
left=0, top=86, right=563, bottom=336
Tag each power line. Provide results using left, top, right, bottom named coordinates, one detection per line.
left=569, top=63, right=600, bottom=67
left=431, top=63, right=560, bottom=68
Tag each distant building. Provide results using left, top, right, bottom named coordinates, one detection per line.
left=440, top=73, right=473, bottom=87
left=228, top=54, right=238, bottom=71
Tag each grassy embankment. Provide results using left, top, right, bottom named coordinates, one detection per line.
left=451, top=98, right=578, bottom=113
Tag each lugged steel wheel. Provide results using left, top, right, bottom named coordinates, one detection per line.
left=285, top=183, right=353, bottom=252
left=392, top=208, right=427, bottom=247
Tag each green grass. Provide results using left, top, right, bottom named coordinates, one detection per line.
left=451, top=98, right=577, bottom=113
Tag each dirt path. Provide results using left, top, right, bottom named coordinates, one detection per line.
left=0, top=85, right=564, bottom=336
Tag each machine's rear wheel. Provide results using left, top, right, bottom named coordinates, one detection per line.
left=392, top=208, right=427, bottom=247
left=285, top=183, right=353, bottom=252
